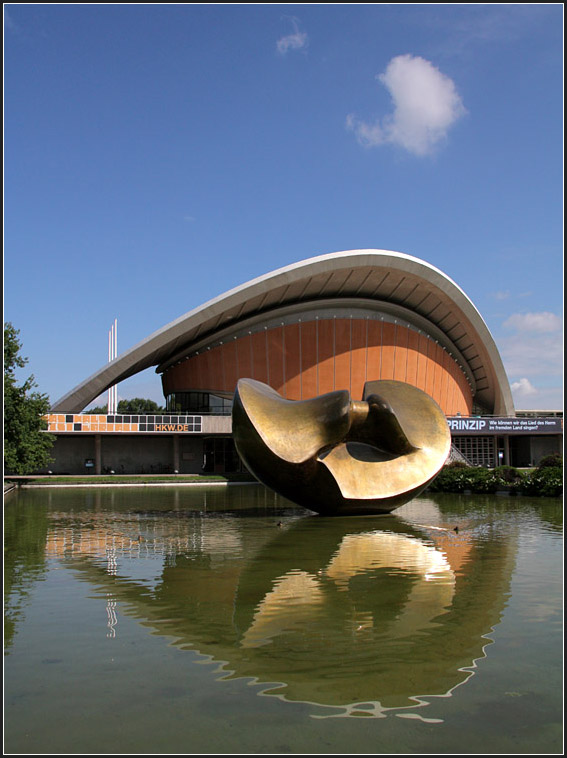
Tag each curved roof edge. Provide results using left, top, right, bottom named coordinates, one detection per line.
left=51, top=249, right=515, bottom=415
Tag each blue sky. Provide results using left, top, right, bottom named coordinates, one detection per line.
left=4, top=4, right=563, bottom=410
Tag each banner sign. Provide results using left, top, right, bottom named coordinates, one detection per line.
left=447, top=417, right=562, bottom=435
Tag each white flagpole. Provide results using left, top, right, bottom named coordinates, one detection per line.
left=107, top=320, right=118, bottom=414
left=114, top=319, right=118, bottom=413
left=108, top=327, right=112, bottom=413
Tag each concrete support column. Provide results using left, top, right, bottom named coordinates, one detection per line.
left=493, top=436, right=499, bottom=468
left=503, top=435, right=510, bottom=466
left=95, top=435, right=102, bottom=475
left=173, top=434, right=180, bottom=473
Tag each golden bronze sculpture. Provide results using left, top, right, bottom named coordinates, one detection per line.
left=232, top=378, right=451, bottom=515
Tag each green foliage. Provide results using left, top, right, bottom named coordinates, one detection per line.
left=85, top=397, right=165, bottom=414
left=4, top=323, right=55, bottom=474
left=4, top=496, right=49, bottom=650
left=537, top=453, right=563, bottom=469
left=85, top=404, right=108, bottom=414
left=429, top=461, right=562, bottom=497
left=117, top=398, right=165, bottom=414
left=520, top=466, right=563, bottom=497
left=493, top=465, right=525, bottom=484
left=429, top=466, right=503, bottom=494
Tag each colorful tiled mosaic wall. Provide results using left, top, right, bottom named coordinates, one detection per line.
left=46, top=414, right=202, bottom=433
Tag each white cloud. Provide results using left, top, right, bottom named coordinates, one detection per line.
left=498, top=309, right=563, bottom=410
left=503, top=311, right=563, bottom=333
left=491, top=290, right=511, bottom=301
left=512, top=385, right=563, bottom=411
left=500, top=332, right=563, bottom=378
left=511, top=377, right=538, bottom=397
left=425, top=5, right=555, bottom=58
left=347, top=54, right=466, bottom=156
left=276, top=18, right=308, bottom=55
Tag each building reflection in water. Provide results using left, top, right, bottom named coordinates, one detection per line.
left=106, top=594, right=117, bottom=638
left=44, top=493, right=517, bottom=718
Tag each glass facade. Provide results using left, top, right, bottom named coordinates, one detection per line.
left=203, top=437, right=243, bottom=473
left=166, top=392, right=232, bottom=414
left=452, top=436, right=495, bottom=467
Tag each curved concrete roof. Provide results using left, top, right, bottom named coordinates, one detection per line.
left=51, top=249, right=515, bottom=415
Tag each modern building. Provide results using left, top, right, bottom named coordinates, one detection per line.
left=45, top=250, right=562, bottom=474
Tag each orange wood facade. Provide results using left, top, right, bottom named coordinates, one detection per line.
left=161, top=318, right=473, bottom=416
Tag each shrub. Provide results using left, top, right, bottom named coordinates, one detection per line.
left=445, top=460, right=468, bottom=469
left=428, top=467, right=466, bottom=492
left=468, top=468, right=501, bottom=494
left=493, top=465, right=525, bottom=484
left=428, top=463, right=564, bottom=496
left=520, top=466, right=563, bottom=497
left=537, top=453, right=563, bottom=469
left=429, top=466, right=501, bottom=494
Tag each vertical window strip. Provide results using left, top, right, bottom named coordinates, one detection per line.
left=349, top=316, right=353, bottom=395
left=299, top=319, right=302, bottom=399
left=333, top=316, right=336, bottom=390
left=265, top=328, right=269, bottom=387
left=282, top=323, right=286, bottom=398
left=234, top=337, right=239, bottom=385
left=442, top=347, right=450, bottom=414
left=416, top=332, right=425, bottom=392
left=365, top=316, right=369, bottom=383
left=316, top=317, right=319, bottom=396
left=447, top=364, right=456, bottom=415
left=393, top=321, right=398, bottom=380
left=452, top=359, right=460, bottom=415
left=197, top=351, right=202, bottom=391
left=378, top=318, right=383, bottom=379
left=404, top=325, right=410, bottom=383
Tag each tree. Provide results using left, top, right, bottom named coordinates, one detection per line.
left=4, top=323, right=55, bottom=474
left=85, top=397, right=165, bottom=414
left=84, top=404, right=108, bottom=414
left=117, top=398, right=165, bottom=414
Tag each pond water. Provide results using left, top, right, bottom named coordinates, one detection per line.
left=4, top=484, right=563, bottom=754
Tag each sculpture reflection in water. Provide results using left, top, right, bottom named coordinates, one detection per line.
left=232, top=378, right=451, bottom=515
left=56, top=491, right=517, bottom=717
